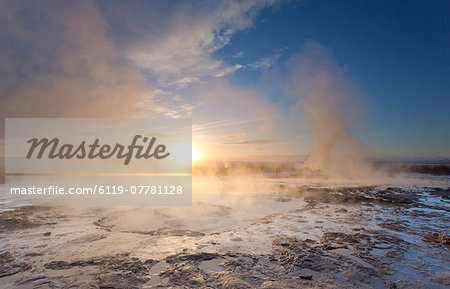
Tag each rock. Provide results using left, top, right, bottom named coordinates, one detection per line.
left=0, top=207, right=47, bottom=233
left=0, top=251, right=32, bottom=277
left=434, top=272, right=450, bottom=285
left=43, top=232, right=51, bottom=236
left=320, top=232, right=371, bottom=249
left=422, top=232, right=450, bottom=246
left=378, top=220, right=408, bottom=232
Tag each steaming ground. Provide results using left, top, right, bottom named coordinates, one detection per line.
left=0, top=173, right=449, bottom=288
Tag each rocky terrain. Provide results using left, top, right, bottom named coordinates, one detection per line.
left=0, top=177, right=449, bottom=288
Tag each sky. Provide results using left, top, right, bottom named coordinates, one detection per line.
left=1, top=0, right=449, bottom=160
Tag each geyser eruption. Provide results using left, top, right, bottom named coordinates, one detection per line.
left=292, top=41, right=373, bottom=179
left=308, top=110, right=370, bottom=178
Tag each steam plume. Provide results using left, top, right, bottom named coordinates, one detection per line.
left=291, top=41, right=373, bottom=179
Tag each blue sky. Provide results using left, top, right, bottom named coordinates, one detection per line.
left=1, top=0, right=449, bottom=158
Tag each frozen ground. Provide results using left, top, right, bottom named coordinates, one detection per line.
left=0, top=174, right=449, bottom=288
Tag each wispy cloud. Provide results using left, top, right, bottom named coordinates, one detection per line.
left=214, top=64, right=245, bottom=77
left=126, top=0, right=279, bottom=88
left=212, top=133, right=246, bottom=140
left=193, top=117, right=266, bottom=135
left=248, top=49, right=284, bottom=70
left=232, top=51, right=245, bottom=58
left=221, top=139, right=281, bottom=145
left=0, top=0, right=281, bottom=119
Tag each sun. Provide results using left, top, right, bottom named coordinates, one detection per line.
left=192, top=146, right=199, bottom=163
left=171, top=143, right=200, bottom=166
